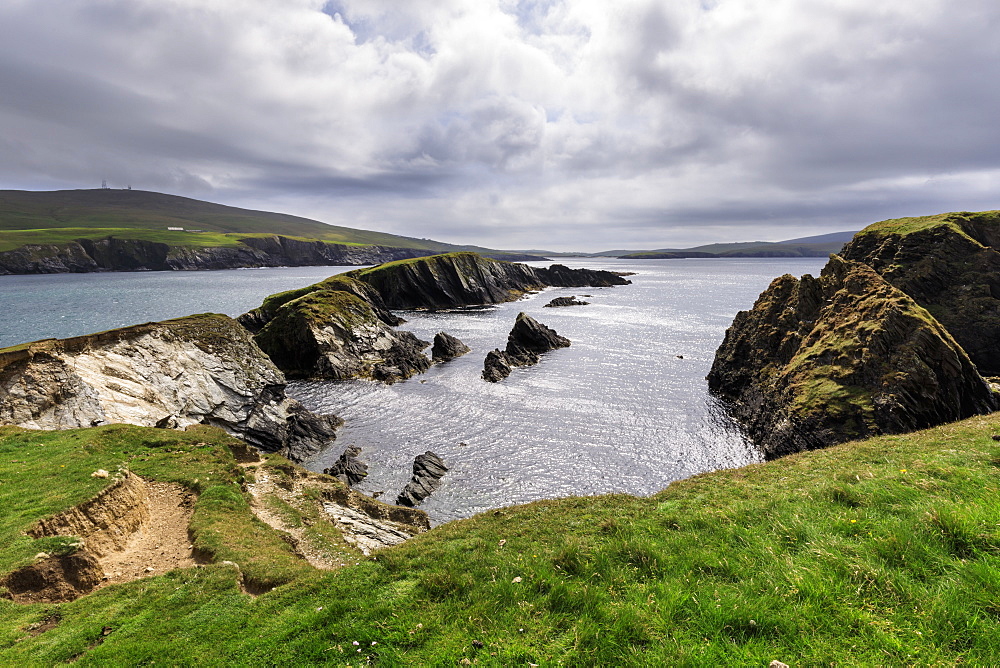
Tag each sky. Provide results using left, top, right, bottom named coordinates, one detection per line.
left=1, top=0, right=999, bottom=251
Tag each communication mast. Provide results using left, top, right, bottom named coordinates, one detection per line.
left=101, top=179, right=108, bottom=189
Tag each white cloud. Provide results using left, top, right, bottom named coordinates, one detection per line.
left=1, top=0, right=998, bottom=249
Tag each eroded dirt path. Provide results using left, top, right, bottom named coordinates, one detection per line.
left=99, top=481, right=197, bottom=585
left=244, top=465, right=342, bottom=570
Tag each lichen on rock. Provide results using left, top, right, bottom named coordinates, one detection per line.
left=708, top=255, right=998, bottom=458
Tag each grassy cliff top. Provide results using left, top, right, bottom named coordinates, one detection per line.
left=858, top=210, right=1000, bottom=239
left=1, top=413, right=999, bottom=664
left=348, top=251, right=498, bottom=279
left=0, top=189, right=485, bottom=252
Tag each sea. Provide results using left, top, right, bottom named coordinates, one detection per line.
left=0, top=258, right=827, bottom=524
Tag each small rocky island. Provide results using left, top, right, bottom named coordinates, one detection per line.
left=483, top=313, right=571, bottom=382
left=709, top=211, right=1000, bottom=458
left=544, top=296, right=589, bottom=307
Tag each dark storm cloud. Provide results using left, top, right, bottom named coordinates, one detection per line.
left=0, top=0, right=998, bottom=250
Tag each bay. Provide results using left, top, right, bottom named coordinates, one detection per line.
left=0, top=258, right=828, bottom=524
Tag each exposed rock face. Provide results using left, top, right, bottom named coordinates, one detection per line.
left=0, top=235, right=436, bottom=275
left=348, top=252, right=630, bottom=310
left=250, top=289, right=431, bottom=383
left=323, top=446, right=369, bottom=486
left=431, top=332, right=471, bottom=362
left=840, top=211, right=1000, bottom=375
left=708, top=255, right=998, bottom=458
left=482, top=350, right=514, bottom=383
left=482, top=313, right=571, bottom=382
left=544, top=296, right=589, bottom=307
left=396, top=452, right=449, bottom=507
left=0, top=314, right=340, bottom=462
left=240, top=252, right=625, bottom=383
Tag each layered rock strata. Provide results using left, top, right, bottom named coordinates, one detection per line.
left=840, top=210, right=1000, bottom=375
left=708, top=255, right=997, bottom=458
left=323, top=446, right=369, bottom=486
left=0, top=314, right=340, bottom=462
left=483, top=313, right=571, bottom=382
left=395, top=452, right=449, bottom=507
left=241, top=253, right=626, bottom=382
left=347, top=252, right=630, bottom=310
left=249, top=289, right=431, bottom=383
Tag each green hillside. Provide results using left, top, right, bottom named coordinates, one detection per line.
left=0, top=189, right=489, bottom=252
left=1, top=414, right=999, bottom=664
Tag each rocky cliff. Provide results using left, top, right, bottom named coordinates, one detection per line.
left=839, top=210, right=1000, bottom=375
left=0, top=314, right=340, bottom=462
left=250, top=289, right=431, bottom=383
left=240, top=253, right=628, bottom=382
left=708, top=255, right=997, bottom=458
left=347, top=252, right=631, bottom=310
left=483, top=313, right=571, bottom=382
left=0, top=235, right=434, bottom=274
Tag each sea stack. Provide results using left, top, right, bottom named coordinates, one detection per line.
left=482, top=313, right=571, bottom=382
left=431, top=332, right=471, bottom=362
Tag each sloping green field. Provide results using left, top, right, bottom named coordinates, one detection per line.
left=0, top=189, right=487, bottom=252
left=1, top=413, right=999, bottom=665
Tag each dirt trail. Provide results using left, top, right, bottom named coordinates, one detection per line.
left=244, top=465, right=341, bottom=570
left=98, top=481, right=198, bottom=584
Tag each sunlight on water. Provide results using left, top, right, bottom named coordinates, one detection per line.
left=290, top=258, right=828, bottom=523
left=0, top=258, right=827, bottom=524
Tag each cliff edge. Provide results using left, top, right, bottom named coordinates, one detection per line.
left=840, top=210, right=1000, bottom=375
left=0, top=314, right=340, bottom=462
left=708, top=255, right=997, bottom=458
left=241, top=252, right=630, bottom=381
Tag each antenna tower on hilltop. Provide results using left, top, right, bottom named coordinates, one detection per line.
left=101, top=179, right=109, bottom=190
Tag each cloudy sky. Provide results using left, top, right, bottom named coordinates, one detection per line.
left=1, top=0, right=998, bottom=251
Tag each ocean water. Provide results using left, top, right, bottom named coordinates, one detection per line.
left=290, top=257, right=827, bottom=523
left=0, top=266, right=354, bottom=347
left=0, top=258, right=827, bottom=524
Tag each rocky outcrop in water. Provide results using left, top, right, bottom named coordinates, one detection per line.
left=839, top=211, right=1000, bottom=375
left=708, top=255, right=998, bottom=458
left=544, top=296, right=589, bottom=307
left=348, top=252, right=630, bottom=310
left=241, top=253, right=627, bottom=383
left=0, top=314, right=340, bottom=462
left=249, top=289, right=431, bottom=383
left=431, top=332, right=471, bottom=362
left=395, top=452, right=449, bottom=507
left=323, top=446, right=369, bottom=486
left=482, top=313, right=571, bottom=382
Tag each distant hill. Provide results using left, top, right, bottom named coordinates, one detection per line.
left=609, top=231, right=859, bottom=259
left=0, top=189, right=513, bottom=255
left=530, top=230, right=859, bottom=258
left=0, top=189, right=544, bottom=274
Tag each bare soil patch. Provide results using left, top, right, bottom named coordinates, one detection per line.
left=99, top=480, right=198, bottom=584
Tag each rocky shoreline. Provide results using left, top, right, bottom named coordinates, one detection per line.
left=0, top=235, right=546, bottom=275
left=0, top=252, right=632, bottom=509
left=709, top=210, right=1000, bottom=457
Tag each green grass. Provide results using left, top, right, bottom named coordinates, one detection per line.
left=0, top=188, right=495, bottom=252
left=858, top=211, right=1000, bottom=240
left=2, top=416, right=1000, bottom=664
